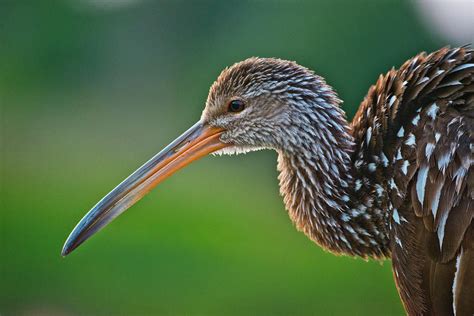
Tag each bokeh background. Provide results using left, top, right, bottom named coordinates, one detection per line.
left=2, top=0, right=473, bottom=315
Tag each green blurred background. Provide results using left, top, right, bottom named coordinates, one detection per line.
left=1, top=0, right=472, bottom=315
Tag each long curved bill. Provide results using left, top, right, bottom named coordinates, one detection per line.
left=61, top=121, right=228, bottom=256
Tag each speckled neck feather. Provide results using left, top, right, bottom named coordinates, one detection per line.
left=275, top=87, right=390, bottom=259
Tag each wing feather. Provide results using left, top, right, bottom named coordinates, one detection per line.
left=353, top=46, right=474, bottom=315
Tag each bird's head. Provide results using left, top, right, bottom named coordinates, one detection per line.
left=61, top=57, right=343, bottom=256
left=202, top=57, right=341, bottom=154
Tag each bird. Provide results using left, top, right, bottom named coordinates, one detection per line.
left=62, top=46, right=473, bottom=315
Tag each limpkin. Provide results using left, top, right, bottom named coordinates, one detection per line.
left=62, top=46, right=474, bottom=315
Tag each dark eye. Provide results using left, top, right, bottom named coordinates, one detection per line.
left=228, top=99, right=245, bottom=113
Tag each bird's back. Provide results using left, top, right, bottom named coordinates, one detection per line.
left=351, top=46, right=473, bottom=315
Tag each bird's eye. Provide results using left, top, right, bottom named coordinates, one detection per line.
left=228, top=100, right=245, bottom=113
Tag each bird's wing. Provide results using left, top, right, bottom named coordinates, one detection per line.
left=354, top=47, right=474, bottom=315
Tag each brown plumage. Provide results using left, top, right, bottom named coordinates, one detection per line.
left=62, top=46, right=473, bottom=315
left=353, top=47, right=474, bottom=315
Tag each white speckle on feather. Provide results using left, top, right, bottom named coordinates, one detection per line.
left=453, top=249, right=464, bottom=314
left=437, top=152, right=450, bottom=172
left=437, top=209, right=449, bottom=250
left=388, top=95, right=396, bottom=108
left=397, top=126, right=404, bottom=138
left=427, top=103, right=439, bottom=120
left=368, top=163, right=376, bottom=172
left=401, top=160, right=410, bottom=175
left=437, top=80, right=462, bottom=88
left=435, top=132, right=441, bottom=143
left=350, top=209, right=361, bottom=217
left=380, top=152, right=389, bottom=167
left=416, top=165, right=429, bottom=206
left=344, top=224, right=356, bottom=235
left=396, top=148, right=403, bottom=160
left=454, top=167, right=467, bottom=192
left=339, top=234, right=352, bottom=249
left=431, top=184, right=442, bottom=218
left=425, top=143, right=436, bottom=159
left=392, top=209, right=400, bottom=224
left=405, top=133, right=416, bottom=146
left=375, top=184, right=384, bottom=197
left=326, top=199, right=338, bottom=208
left=355, top=179, right=362, bottom=191
left=389, top=178, right=397, bottom=190
left=452, top=63, right=474, bottom=72
left=341, top=213, right=351, bottom=222
left=395, top=237, right=403, bottom=248
left=366, top=127, right=372, bottom=144
left=418, top=76, right=429, bottom=85
left=412, top=114, right=420, bottom=126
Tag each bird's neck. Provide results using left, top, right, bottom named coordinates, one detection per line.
left=276, top=112, right=390, bottom=259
